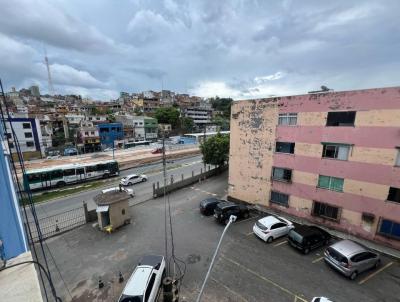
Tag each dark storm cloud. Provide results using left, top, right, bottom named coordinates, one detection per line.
left=0, top=0, right=399, bottom=100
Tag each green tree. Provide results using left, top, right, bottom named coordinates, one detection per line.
left=181, top=117, right=194, bottom=133
left=210, top=96, right=233, bottom=118
left=211, top=115, right=230, bottom=131
left=108, top=114, right=116, bottom=122
left=155, top=107, right=180, bottom=128
left=134, top=107, right=143, bottom=116
left=200, top=133, right=230, bottom=167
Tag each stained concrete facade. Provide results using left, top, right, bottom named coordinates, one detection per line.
left=228, top=86, right=400, bottom=249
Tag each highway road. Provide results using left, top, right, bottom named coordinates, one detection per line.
left=26, top=155, right=212, bottom=220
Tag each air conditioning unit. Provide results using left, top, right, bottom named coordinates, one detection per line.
left=362, top=212, right=375, bottom=223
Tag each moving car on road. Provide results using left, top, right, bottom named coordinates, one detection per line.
left=288, top=225, right=331, bottom=254
left=120, top=174, right=148, bottom=186
left=253, top=216, right=294, bottom=243
left=324, top=239, right=380, bottom=280
left=118, top=255, right=165, bottom=302
left=101, top=187, right=134, bottom=197
left=214, top=202, right=249, bottom=224
left=199, top=198, right=223, bottom=216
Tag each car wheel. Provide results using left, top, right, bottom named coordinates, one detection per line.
left=243, top=211, right=249, bottom=219
left=350, top=271, right=358, bottom=280
left=56, top=181, right=66, bottom=188
left=266, top=237, right=273, bottom=243
left=142, top=178, right=147, bottom=182
left=128, top=182, right=133, bottom=186
left=224, top=218, right=229, bottom=225
left=304, top=247, right=310, bottom=255
left=374, top=260, right=380, bottom=268
left=325, top=239, right=330, bottom=245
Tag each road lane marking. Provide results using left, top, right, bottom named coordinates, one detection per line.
left=274, top=240, right=288, bottom=247
left=246, top=232, right=254, bottom=236
left=358, top=261, right=393, bottom=285
left=211, top=277, right=249, bottom=302
left=221, top=255, right=308, bottom=302
left=312, top=257, right=324, bottom=264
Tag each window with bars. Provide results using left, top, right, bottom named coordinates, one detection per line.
left=312, top=201, right=340, bottom=220
left=272, top=167, right=292, bottom=182
left=275, top=142, right=295, bottom=154
left=387, top=187, right=400, bottom=203
left=270, top=191, right=289, bottom=206
left=278, top=113, right=297, bottom=126
left=322, top=144, right=350, bottom=160
left=318, top=175, right=344, bottom=192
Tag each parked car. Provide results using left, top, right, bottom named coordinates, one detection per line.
left=120, top=174, right=148, bottom=186
left=200, top=198, right=223, bottom=216
left=214, top=202, right=249, bottom=224
left=253, top=216, right=294, bottom=243
left=288, top=225, right=331, bottom=254
left=324, top=239, right=380, bottom=280
left=46, top=155, right=60, bottom=159
left=311, top=298, right=334, bottom=302
left=118, top=255, right=165, bottom=302
left=101, top=187, right=134, bottom=197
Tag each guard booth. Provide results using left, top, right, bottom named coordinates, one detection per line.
left=94, top=188, right=131, bottom=232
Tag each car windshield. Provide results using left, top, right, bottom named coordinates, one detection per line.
left=288, top=230, right=303, bottom=243
left=256, top=220, right=268, bottom=231
left=118, top=295, right=143, bottom=302
left=327, top=247, right=348, bottom=264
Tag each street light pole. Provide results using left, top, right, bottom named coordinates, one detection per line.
left=196, top=215, right=237, bottom=302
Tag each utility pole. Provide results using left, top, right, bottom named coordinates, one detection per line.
left=203, top=125, right=206, bottom=178
left=162, top=129, right=169, bottom=275
left=196, top=215, right=237, bottom=302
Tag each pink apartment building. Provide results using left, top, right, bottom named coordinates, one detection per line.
left=228, top=86, right=400, bottom=249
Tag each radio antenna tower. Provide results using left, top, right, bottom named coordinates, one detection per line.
left=44, top=48, right=55, bottom=95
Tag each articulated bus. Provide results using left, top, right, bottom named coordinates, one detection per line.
left=24, top=160, right=119, bottom=190
left=123, top=140, right=151, bottom=149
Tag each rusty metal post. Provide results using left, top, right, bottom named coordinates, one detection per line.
left=83, top=201, right=89, bottom=223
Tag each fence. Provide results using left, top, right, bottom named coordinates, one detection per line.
left=153, top=165, right=228, bottom=197
left=26, top=204, right=87, bottom=242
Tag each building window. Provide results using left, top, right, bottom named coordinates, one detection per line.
left=318, top=175, right=344, bottom=192
left=275, top=142, right=295, bottom=154
left=9, top=142, right=14, bottom=148
left=278, top=113, right=297, bottom=125
left=26, top=141, right=34, bottom=147
left=396, top=149, right=400, bottom=167
left=270, top=191, right=289, bottom=206
left=312, top=201, right=340, bottom=220
left=23, top=122, right=31, bottom=129
left=272, top=167, right=292, bottom=182
left=85, top=132, right=89, bottom=135
left=387, top=187, right=400, bottom=203
left=322, top=143, right=350, bottom=160
left=326, top=111, right=356, bottom=127
left=378, top=218, right=400, bottom=239
left=6, top=133, right=12, bottom=139
left=91, top=131, right=95, bottom=135
left=24, top=132, right=33, bottom=138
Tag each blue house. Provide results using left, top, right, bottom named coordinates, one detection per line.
left=97, top=123, right=124, bottom=148
left=0, top=122, right=28, bottom=260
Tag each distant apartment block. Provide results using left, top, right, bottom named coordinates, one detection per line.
left=131, top=116, right=158, bottom=141
left=228, top=87, right=400, bottom=249
left=182, top=107, right=212, bottom=129
left=97, top=123, right=123, bottom=148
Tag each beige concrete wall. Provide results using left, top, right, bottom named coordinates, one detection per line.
left=344, top=179, right=389, bottom=200
left=289, top=195, right=313, bottom=214
left=228, top=99, right=279, bottom=206
left=295, top=142, right=322, bottom=158
left=297, top=112, right=327, bottom=126
left=355, top=109, right=400, bottom=127
left=292, top=171, right=318, bottom=187
left=350, top=146, right=397, bottom=166
left=109, top=200, right=130, bottom=229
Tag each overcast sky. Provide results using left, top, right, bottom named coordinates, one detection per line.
left=0, top=0, right=399, bottom=100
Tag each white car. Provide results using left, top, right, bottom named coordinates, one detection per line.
left=101, top=187, right=134, bottom=197
left=312, top=298, right=334, bottom=302
left=118, top=255, right=165, bottom=302
left=253, top=215, right=294, bottom=243
left=120, top=174, right=148, bottom=186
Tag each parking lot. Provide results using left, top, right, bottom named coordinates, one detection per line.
left=43, top=172, right=400, bottom=302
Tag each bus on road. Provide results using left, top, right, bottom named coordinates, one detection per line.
left=24, top=160, right=119, bottom=190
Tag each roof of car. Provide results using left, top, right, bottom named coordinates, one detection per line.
left=216, top=201, right=236, bottom=209
left=329, top=240, right=366, bottom=257
left=201, top=198, right=220, bottom=204
left=122, top=266, right=153, bottom=296
left=291, top=225, right=324, bottom=236
left=258, top=216, right=281, bottom=227
left=126, top=174, right=138, bottom=178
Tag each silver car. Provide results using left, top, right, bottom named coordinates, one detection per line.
left=324, top=239, right=380, bottom=280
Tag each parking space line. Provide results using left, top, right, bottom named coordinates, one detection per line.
left=246, top=232, right=254, bottom=236
left=235, top=216, right=258, bottom=224
left=221, top=255, right=309, bottom=302
left=211, top=277, right=249, bottom=302
left=358, top=261, right=394, bottom=285
left=274, top=240, right=288, bottom=247
left=312, top=257, right=324, bottom=264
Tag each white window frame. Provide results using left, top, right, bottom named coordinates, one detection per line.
left=396, top=148, right=400, bottom=167
left=278, top=113, right=297, bottom=126
left=322, top=143, right=350, bottom=161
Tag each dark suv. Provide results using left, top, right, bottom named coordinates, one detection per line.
left=288, top=225, right=331, bottom=254
left=214, top=202, right=250, bottom=224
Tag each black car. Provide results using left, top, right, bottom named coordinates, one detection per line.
left=200, top=198, right=223, bottom=216
left=288, top=225, right=331, bottom=254
left=214, top=202, right=250, bottom=224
